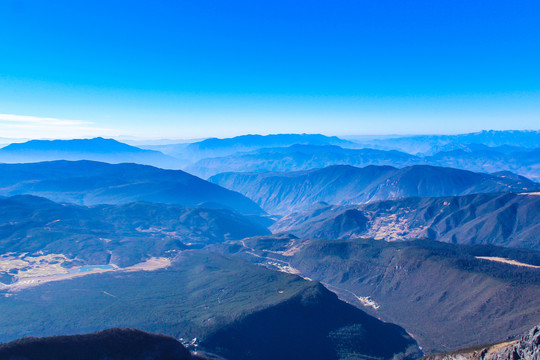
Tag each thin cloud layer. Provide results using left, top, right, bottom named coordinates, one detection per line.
left=0, top=114, right=92, bottom=126
left=0, top=113, right=119, bottom=139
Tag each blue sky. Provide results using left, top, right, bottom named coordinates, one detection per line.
left=0, top=0, right=539, bottom=139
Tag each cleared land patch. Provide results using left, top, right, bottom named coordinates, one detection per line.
left=475, top=256, right=540, bottom=269
left=0, top=253, right=170, bottom=292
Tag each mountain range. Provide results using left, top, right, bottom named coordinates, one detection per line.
left=0, top=160, right=264, bottom=215
left=142, top=133, right=355, bottom=164
left=271, top=192, right=540, bottom=249
left=210, top=164, right=540, bottom=214
left=347, top=130, right=540, bottom=155
left=0, top=137, right=180, bottom=169
left=0, top=130, right=539, bottom=359
left=219, top=236, right=540, bottom=354
left=187, top=145, right=416, bottom=178
left=186, top=142, right=540, bottom=181
left=184, top=134, right=354, bottom=159
left=2, top=134, right=539, bottom=181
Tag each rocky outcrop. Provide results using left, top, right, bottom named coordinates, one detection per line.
left=422, top=324, right=540, bottom=360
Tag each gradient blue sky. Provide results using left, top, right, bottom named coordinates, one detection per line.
left=0, top=0, right=539, bottom=139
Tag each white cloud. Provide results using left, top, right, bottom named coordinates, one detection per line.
left=0, top=113, right=120, bottom=139
left=0, top=113, right=92, bottom=126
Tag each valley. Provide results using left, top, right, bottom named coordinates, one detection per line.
left=0, top=131, right=539, bottom=359
left=218, top=236, right=540, bottom=353
left=2, top=0, right=540, bottom=356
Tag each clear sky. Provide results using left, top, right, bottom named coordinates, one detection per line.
left=0, top=0, right=539, bottom=139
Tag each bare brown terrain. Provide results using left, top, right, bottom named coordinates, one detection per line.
left=1, top=254, right=171, bottom=292
left=475, top=256, right=540, bottom=269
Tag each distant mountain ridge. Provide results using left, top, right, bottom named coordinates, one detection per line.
left=145, top=133, right=356, bottom=164
left=0, top=137, right=180, bottom=169
left=0, top=160, right=264, bottom=215
left=187, top=144, right=417, bottom=178
left=210, top=164, right=540, bottom=214
left=185, top=142, right=539, bottom=181
left=4, top=134, right=538, bottom=181
left=349, top=130, right=540, bottom=155
left=188, top=133, right=354, bottom=153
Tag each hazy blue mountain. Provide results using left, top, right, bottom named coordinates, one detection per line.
left=0, top=329, right=193, bottom=360
left=349, top=130, right=540, bottom=155
left=187, top=141, right=540, bottom=181
left=171, top=133, right=355, bottom=162
left=0, top=137, right=180, bottom=169
left=220, top=237, right=540, bottom=354
left=210, top=164, right=540, bottom=214
left=272, top=192, right=540, bottom=249
left=0, top=195, right=270, bottom=267
left=0, top=251, right=420, bottom=360
left=134, top=134, right=356, bottom=167
left=0, top=160, right=264, bottom=215
left=187, top=144, right=418, bottom=178
left=425, top=146, right=540, bottom=181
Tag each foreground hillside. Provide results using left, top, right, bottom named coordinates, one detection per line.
left=0, top=160, right=263, bottom=215
left=210, top=164, right=539, bottom=214
left=421, top=323, right=540, bottom=360
left=219, top=237, right=540, bottom=354
left=0, top=250, right=420, bottom=360
left=272, top=192, right=540, bottom=249
left=0, top=195, right=269, bottom=271
left=0, top=328, right=193, bottom=360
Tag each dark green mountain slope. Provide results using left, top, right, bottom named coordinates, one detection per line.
left=0, top=137, right=180, bottom=169
left=0, top=160, right=264, bottom=215
left=210, top=165, right=539, bottom=214
left=272, top=192, right=540, bottom=249
left=220, top=237, right=540, bottom=354
left=0, top=251, right=420, bottom=360
left=0, top=328, right=192, bottom=360
left=0, top=195, right=269, bottom=267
